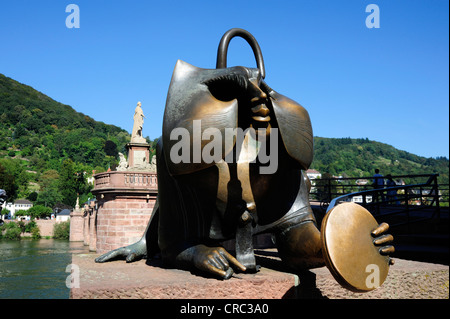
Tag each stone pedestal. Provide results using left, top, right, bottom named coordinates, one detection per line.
left=69, top=209, right=84, bottom=242
left=126, top=142, right=151, bottom=169
left=83, top=208, right=90, bottom=247
left=70, top=253, right=297, bottom=299
left=70, top=250, right=449, bottom=299
left=89, top=208, right=97, bottom=252
left=91, top=171, right=158, bottom=254
left=94, top=193, right=156, bottom=254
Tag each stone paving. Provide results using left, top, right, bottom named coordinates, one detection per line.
left=70, top=250, right=448, bottom=299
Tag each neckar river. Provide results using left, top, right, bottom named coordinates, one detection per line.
left=0, top=240, right=89, bottom=299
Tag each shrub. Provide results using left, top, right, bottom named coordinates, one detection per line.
left=25, top=220, right=37, bottom=233
left=53, top=221, right=70, bottom=240
left=17, top=220, right=26, bottom=233
left=1, top=208, right=10, bottom=218
left=2, top=221, right=18, bottom=230
left=31, top=227, right=41, bottom=239
left=3, top=222, right=21, bottom=240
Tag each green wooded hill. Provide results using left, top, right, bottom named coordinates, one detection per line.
left=311, top=137, right=449, bottom=184
left=0, top=73, right=448, bottom=208
left=0, top=73, right=136, bottom=207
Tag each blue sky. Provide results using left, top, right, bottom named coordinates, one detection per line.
left=0, top=0, right=448, bottom=158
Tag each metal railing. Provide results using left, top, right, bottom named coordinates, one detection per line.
left=310, top=174, right=448, bottom=207
left=313, top=174, right=445, bottom=230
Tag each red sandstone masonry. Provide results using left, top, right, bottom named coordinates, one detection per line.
left=71, top=254, right=449, bottom=299
left=90, top=170, right=157, bottom=254
left=95, top=196, right=154, bottom=254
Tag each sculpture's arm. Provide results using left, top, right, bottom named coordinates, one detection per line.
left=94, top=236, right=147, bottom=263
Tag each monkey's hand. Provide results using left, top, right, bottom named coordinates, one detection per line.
left=177, top=245, right=246, bottom=279
left=371, top=222, right=395, bottom=265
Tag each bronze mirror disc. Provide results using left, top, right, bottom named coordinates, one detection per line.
left=321, top=202, right=390, bottom=292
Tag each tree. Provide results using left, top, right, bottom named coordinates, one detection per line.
left=39, top=169, right=59, bottom=190
left=27, top=191, right=38, bottom=202
left=0, top=162, right=17, bottom=200
left=27, top=205, right=52, bottom=219
left=36, top=183, right=63, bottom=208
left=104, top=140, right=118, bottom=157
left=0, top=158, right=30, bottom=199
left=58, top=159, right=77, bottom=207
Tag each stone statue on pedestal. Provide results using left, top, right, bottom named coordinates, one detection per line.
left=131, top=102, right=147, bottom=144
left=116, top=152, right=129, bottom=171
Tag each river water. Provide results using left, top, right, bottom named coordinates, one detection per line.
left=0, top=240, right=89, bottom=299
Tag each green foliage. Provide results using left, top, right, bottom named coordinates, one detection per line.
left=53, top=221, right=70, bottom=240
left=14, top=210, right=28, bottom=218
left=58, top=159, right=77, bottom=207
left=5, top=227, right=22, bottom=240
left=0, top=162, right=18, bottom=200
left=0, top=73, right=137, bottom=205
left=25, top=220, right=38, bottom=233
left=31, top=226, right=41, bottom=239
left=1, top=222, right=22, bottom=240
left=0, top=220, right=41, bottom=240
left=27, top=205, right=52, bottom=219
left=17, top=220, right=26, bottom=233
left=1, top=221, right=18, bottom=230
left=311, top=137, right=449, bottom=185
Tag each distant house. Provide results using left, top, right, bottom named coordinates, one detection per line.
left=2, top=199, right=33, bottom=219
left=56, top=209, right=71, bottom=222
left=306, top=169, right=322, bottom=180
left=356, top=179, right=369, bottom=186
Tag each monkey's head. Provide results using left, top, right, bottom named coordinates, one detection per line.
left=204, top=66, right=274, bottom=136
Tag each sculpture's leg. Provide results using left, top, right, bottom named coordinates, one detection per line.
left=274, top=218, right=325, bottom=270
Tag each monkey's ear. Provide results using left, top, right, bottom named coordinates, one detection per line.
left=203, top=74, right=248, bottom=101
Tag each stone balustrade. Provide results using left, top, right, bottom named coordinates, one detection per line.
left=94, top=171, right=158, bottom=191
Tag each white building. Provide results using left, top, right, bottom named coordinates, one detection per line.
left=56, top=209, right=71, bottom=222
left=306, top=169, right=322, bottom=180
left=1, top=199, right=33, bottom=219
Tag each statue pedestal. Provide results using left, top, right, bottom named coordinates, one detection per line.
left=70, top=250, right=448, bottom=299
left=70, top=252, right=297, bottom=299
left=69, top=209, right=84, bottom=242
left=91, top=171, right=158, bottom=254
left=126, top=142, right=151, bottom=169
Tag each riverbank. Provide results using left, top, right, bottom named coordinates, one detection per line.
left=1, top=219, right=59, bottom=238
left=0, top=219, right=70, bottom=240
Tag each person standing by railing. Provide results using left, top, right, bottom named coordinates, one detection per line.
left=386, top=174, right=400, bottom=205
left=372, top=169, right=385, bottom=202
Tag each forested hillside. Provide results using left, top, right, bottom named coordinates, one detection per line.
left=0, top=73, right=146, bottom=207
left=0, top=73, right=448, bottom=211
left=311, top=137, right=449, bottom=184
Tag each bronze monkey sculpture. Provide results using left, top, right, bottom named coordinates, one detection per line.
left=96, top=29, right=394, bottom=283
